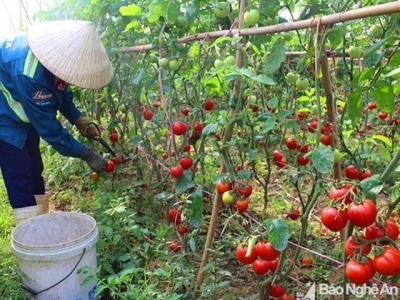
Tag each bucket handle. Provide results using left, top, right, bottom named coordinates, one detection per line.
left=21, top=247, right=87, bottom=296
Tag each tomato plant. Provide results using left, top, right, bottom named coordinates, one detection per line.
left=344, top=235, right=372, bottom=257
left=254, top=240, right=280, bottom=261
left=170, top=165, right=184, bottom=178
left=365, top=218, right=399, bottom=242
left=233, top=199, right=249, bottom=213
left=252, top=259, right=270, bottom=275
left=179, top=156, right=193, bottom=169
left=172, top=121, right=188, bottom=136
left=235, top=180, right=253, bottom=198
left=269, top=284, right=286, bottom=298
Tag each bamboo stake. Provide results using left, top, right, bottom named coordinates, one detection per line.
left=193, top=0, right=247, bottom=295
left=118, top=2, right=400, bottom=53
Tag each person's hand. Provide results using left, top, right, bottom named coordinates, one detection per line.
left=75, top=116, right=101, bottom=139
left=81, top=146, right=107, bottom=173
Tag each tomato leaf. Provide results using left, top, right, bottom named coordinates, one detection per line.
left=119, top=4, right=142, bottom=16
left=311, top=146, right=334, bottom=174
left=347, top=87, right=364, bottom=126
left=264, top=38, right=286, bottom=75
left=202, top=123, right=219, bottom=135
left=167, top=2, right=180, bottom=24
left=372, top=81, right=394, bottom=114
left=260, top=117, right=276, bottom=134
left=266, top=219, right=289, bottom=251
left=360, top=174, right=383, bottom=198
left=175, top=170, right=195, bottom=193
left=237, top=169, right=251, bottom=180
left=371, top=134, right=392, bottom=147
left=148, top=0, right=167, bottom=23
left=187, top=187, right=203, bottom=227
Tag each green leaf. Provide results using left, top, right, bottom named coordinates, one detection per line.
left=358, top=68, right=375, bottom=82
left=132, top=68, right=145, bottom=85
left=237, top=68, right=275, bottom=85
left=371, top=134, right=392, bottom=147
left=385, top=68, right=400, bottom=78
left=148, top=0, right=168, bottom=23
left=237, top=169, right=252, bottom=179
left=104, top=226, right=113, bottom=239
left=202, top=123, right=219, bottom=135
left=266, top=219, right=289, bottom=251
left=175, top=170, right=195, bottom=194
left=372, top=81, right=394, bottom=114
left=347, top=87, right=364, bottom=126
left=260, top=117, right=276, bottom=134
left=264, top=38, right=286, bottom=75
left=363, top=36, right=397, bottom=58
left=359, top=174, right=383, bottom=198
left=188, top=187, right=203, bottom=227
left=167, top=2, right=180, bottom=24
left=311, top=146, right=334, bottom=174
left=119, top=4, right=142, bottom=16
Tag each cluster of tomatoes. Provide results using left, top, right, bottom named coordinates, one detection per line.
left=165, top=208, right=189, bottom=253
left=216, top=179, right=252, bottom=214
left=235, top=240, right=294, bottom=299
left=169, top=155, right=193, bottom=178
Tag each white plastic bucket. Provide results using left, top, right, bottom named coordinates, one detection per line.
left=11, top=212, right=99, bottom=300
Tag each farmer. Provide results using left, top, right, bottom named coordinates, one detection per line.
left=0, top=20, right=114, bottom=224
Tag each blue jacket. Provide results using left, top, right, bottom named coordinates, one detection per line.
left=0, top=33, right=84, bottom=157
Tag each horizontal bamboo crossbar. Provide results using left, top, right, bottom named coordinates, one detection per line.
left=119, top=1, right=400, bottom=53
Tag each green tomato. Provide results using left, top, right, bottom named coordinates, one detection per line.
left=175, top=16, right=188, bottom=28
left=348, top=46, right=363, bottom=58
left=286, top=72, right=299, bottom=84
left=224, top=55, right=236, bottom=66
left=310, top=104, right=318, bottom=115
left=244, top=9, right=259, bottom=27
left=282, top=32, right=293, bottom=41
left=214, top=59, right=224, bottom=69
left=222, top=191, right=235, bottom=204
left=213, top=2, right=230, bottom=19
left=159, top=58, right=170, bottom=69
left=148, top=54, right=158, bottom=64
left=296, top=78, right=309, bottom=91
left=369, top=25, right=383, bottom=39
left=168, top=59, right=180, bottom=71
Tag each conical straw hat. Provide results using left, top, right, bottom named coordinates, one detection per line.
left=27, top=20, right=114, bottom=89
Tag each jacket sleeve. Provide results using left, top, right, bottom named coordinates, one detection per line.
left=14, top=74, right=84, bottom=158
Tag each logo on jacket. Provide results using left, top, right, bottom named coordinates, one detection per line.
left=32, top=91, right=52, bottom=101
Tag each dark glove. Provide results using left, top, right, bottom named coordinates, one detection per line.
left=75, top=116, right=101, bottom=139
left=81, top=146, right=107, bottom=173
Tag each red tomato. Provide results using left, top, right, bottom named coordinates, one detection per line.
left=235, top=244, right=258, bottom=265
left=286, top=137, right=298, bottom=150
left=345, top=235, right=372, bottom=257
left=275, top=158, right=287, bottom=168
left=254, top=240, right=280, bottom=261
left=109, top=132, right=119, bottom=142
left=252, top=259, right=271, bottom=275
left=172, top=121, right=188, bottom=135
left=320, top=206, right=348, bottom=232
left=273, top=149, right=284, bottom=161
left=233, top=199, right=249, bottom=213
left=307, top=120, right=318, bottom=133
left=269, top=258, right=279, bottom=272
left=345, top=165, right=361, bottom=180
left=104, top=160, right=115, bottom=173
left=320, top=133, right=333, bottom=146
left=203, top=99, right=215, bottom=111
left=183, top=143, right=191, bottom=152
left=373, top=246, right=400, bottom=276
left=287, top=209, right=300, bottom=220
left=367, top=102, right=377, bottom=110
left=297, top=155, right=310, bottom=166
left=345, top=257, right=375, bottom=285
left=378, top=111, right=388, bottom=120
left=142, top=110, right=154, bottom=120
left=168, top=208, right=181, bottom=225
left=281, top=294, right=296, bottom=300
left=177, top=225, right=188, bottom=235
left=301, top=257, right=313, bottom=268
left=365, top=218, right=399, bottom=242
left=168, top=240, right=182, bottom=253
left=235, top=180, right=253, bottom=198
left=358, top=169, right=372, bottom=181
left=170, top=165, right=184, bottom=178
left=161, top=152, right=169, bottom=160
left=179, top=156, right=193, bottom=169
left=269, top=284, right=285, bottom=298
left=298, top=144, right=310, bottom=153
left=180, top=107, right=190, bottom=116
left=347, top=199, right=377, bottom=228
left=321, top=122, right=333, bottom=134
left=329, top=183, right=356, bottom=204
left=193, top=121, right=203, bottom=134
left=216, top=180, right=232, bottom=194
